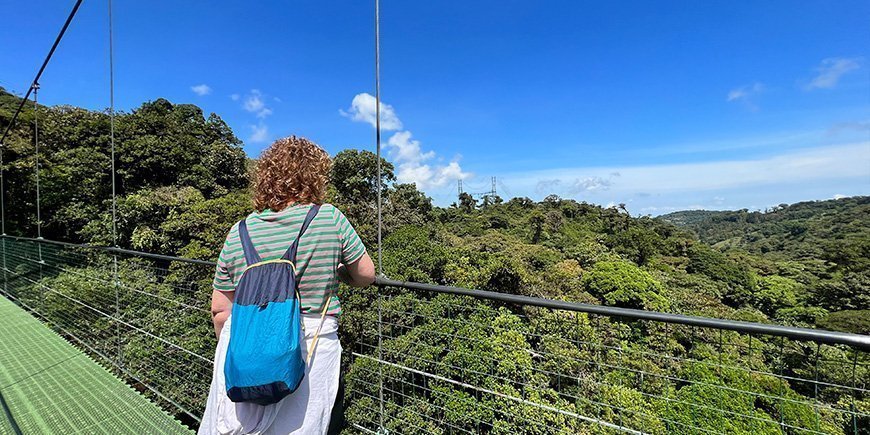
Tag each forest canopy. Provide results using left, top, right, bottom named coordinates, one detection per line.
left=1, top=88, right=866, bottom=433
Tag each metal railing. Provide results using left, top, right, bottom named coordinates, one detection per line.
left=347, top=283, right=868, bottom=435
left=0, top=235, right=216, bottom=425
left=0, top=235, right=867, bottom=434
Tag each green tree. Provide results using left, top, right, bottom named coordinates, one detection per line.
left=582, top=260, right=668, bottom=310
left=458, top=192, right=477, bottom=213
left=330, top=149, right=394, bottom=205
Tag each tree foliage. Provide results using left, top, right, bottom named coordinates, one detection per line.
left=1, top=88, right=866, bottom=434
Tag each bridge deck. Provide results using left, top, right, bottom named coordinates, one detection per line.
left=0, top=296, right=193, bottom=434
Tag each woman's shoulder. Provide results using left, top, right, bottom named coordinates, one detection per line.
left=319, top=203, right=356, bottom=223
left=317, top=203, right=340, bottom=217
left=224, top=212, right=259, bottom=238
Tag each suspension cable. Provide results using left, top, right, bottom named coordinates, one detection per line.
left=374, top=1, right=385, bottom=432
left=108, top=0, right=118, bottom=248
left=375, top=0, right=383, bottom=278
left=107, top=0, right=123, bottom=368
left=33, top=85, right=42, bottom=244
left=1, top=128, right=5, bottom=236
left=0, top=0, right=84, bottom=147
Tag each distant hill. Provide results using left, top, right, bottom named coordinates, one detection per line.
left=659, top=196, right=870, bottom=265
left=655, top=209, right=721, bottom=226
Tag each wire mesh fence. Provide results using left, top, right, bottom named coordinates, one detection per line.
left=345, top=286, right=869, bottom=435
left=0, top=236, right=215, bottom=425
left=0, top=236, right=867, bottom=434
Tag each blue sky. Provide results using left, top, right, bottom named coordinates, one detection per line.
left=1, top=0, right=868, bottom=213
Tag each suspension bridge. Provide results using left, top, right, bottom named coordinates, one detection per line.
left=0, top=1, right=869, bottom=434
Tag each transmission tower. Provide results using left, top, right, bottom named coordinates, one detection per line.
left=458, top=176, right=499, bottom=201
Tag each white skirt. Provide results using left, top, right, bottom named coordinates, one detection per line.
left=198, top=314, right=342, bottom=435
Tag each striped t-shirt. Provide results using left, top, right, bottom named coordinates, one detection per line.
left=213, top=203, right=366, bottom=316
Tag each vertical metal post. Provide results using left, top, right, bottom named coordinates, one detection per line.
left=1, top=133, right=7, bottom=297
left=374, top=0, right=382, bottom=278
left=1, top=143, right=5, bottom=237
left=663, top=323, right=671, bottom=433
left=717, top=328, right=724, bottom=423
left=33, top=85, right=42, bottom=245
left=108, top=0, right=122, bottom=368
left=689, top=326, right=697, bottom=430
left=374, top=0, right=385, bottom=432
left=575, top=313, right=582, bottom=416
left=1, top=237, right=5, bottom=298
left=812, top=342, right=821, bottom=432
left=33, top=85, right=45, bottom=312
left=377, top=290, right=385, bottom=433
left=777, top=336, right=786, bottom=431
left=850, top=350, right=858, bottom=435
left=748, top=334, right=755, bottom=433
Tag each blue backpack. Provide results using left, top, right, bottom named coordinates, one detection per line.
left=224, top=205, right=324, bottom=405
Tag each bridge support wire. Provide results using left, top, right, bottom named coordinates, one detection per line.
left=32, top=85, right=47, bottom=313
left=0, top=0, right=84, bottom=147
left=0, top=0, right=83, bottom=304
left=351, top=352, right=646, bottom=435
left=107, top=0, right=123, bottom=369
left=373, top=0, right=385, bottom=432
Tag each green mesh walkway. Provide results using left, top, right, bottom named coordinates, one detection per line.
left=0, top=296, right=194, bottom=434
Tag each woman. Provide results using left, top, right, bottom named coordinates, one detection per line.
left=199, top=136, right=375, bottom=435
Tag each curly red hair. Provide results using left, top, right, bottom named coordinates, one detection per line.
left=252, top=136, right=332, bottom=212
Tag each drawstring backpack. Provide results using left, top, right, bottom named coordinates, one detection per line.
left=224, top=205, right=330, bottom=405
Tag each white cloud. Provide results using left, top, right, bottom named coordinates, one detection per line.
left=555, top=142, right=867, bottom=192
left=190, top=84, right=212, bottom=96
left=387, top=131, right=469, bottom=189
left=833, top=193, right=847, bottom=200
left=806, top=57, right=861, bottom=90
left=644, top=129, right=820, bottom=157
left=342, top=93, right=469, bottom=190
left=243, top=89, right=265, bottom=113
left=503, top=142, right=870, bottom=211
left=236, top=89, right=275, bottom=119
left=535, top=179, right=561, bottom=195
left=827, top=121, right=870, bottom=137
left=341, top=93, right=403, bottom=131
left=568, top=176, right=613, bottom=194
left=727, top=89, right=747, bottom=102
left=727, top=82, right=764, bottom=110
left=387, top=131, right=435, bottom=164
left=249, top=123, right=269, bottom=144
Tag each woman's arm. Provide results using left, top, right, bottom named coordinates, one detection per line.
left=337, top=252, right=376, bottom=287
left=210, top=290, right=234, bottom=339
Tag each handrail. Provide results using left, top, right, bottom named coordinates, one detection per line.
left=378, top=278, right=870, bottom=351
left=0, top=234, right=217, bottom=267
left=3, top=235, right=867, bottom=350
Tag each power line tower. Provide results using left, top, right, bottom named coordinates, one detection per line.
left=457, top=179, right=464, bottom=196
left=490, top=176, right=497, bottom=197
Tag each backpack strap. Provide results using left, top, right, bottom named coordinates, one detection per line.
left=237, top=219, right=262, bottom=266
left=281, top=205, right=321, bottom=261
left=306, top=289, right=333, bottom=366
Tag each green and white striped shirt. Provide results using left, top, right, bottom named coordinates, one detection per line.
left=213, top=203, right=366, bottom=316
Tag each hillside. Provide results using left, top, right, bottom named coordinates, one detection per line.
left=659, top=197, right=870, bottom=263
left=659, top=197, right=870, bottom=333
